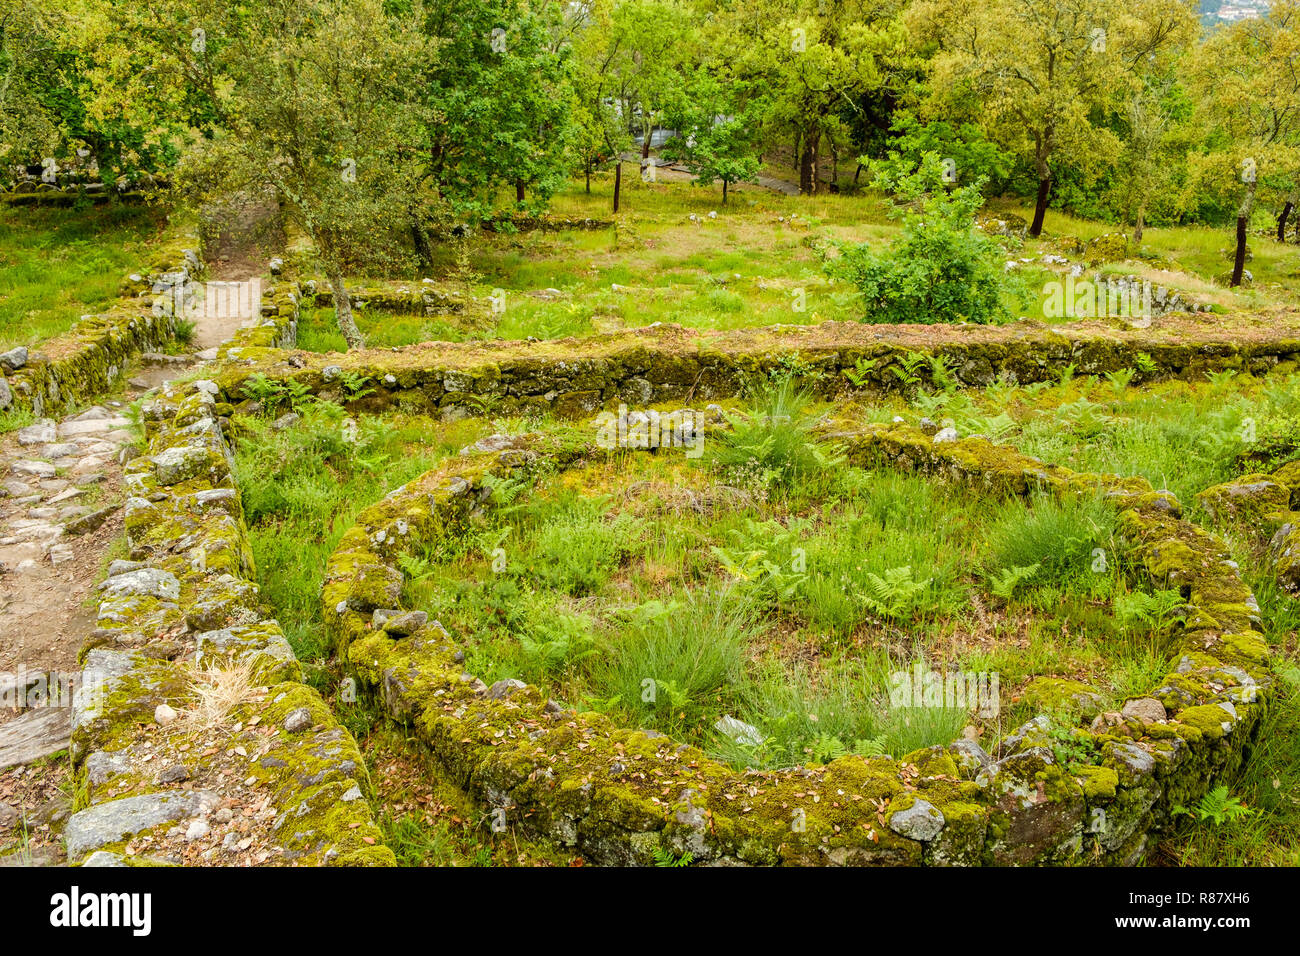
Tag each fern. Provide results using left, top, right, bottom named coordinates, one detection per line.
left=1172, top=786, right=1254, bottom=826
left=339, top=370, right=375, bottom=399
left=481, top=473, right=528, bottom=510
left=1114, top=589, right=1184, bottom=632
left=927, top=354, right=961, bottom=393
left=860, top=565, right=933, bottom=620
left=988, top=563, right=1040, bottom=600
left=967, top=411, right=1017, bottom=440
left=1105, top=368, right=1136, bottom=395
left=809, top=734, right=848, bottom=764
left=983, top=372, right=1018, bottom=407
left=652, top=846, right=694, bottom=867
left=843, top=357, right=878, bottom=387
left=889, top=352, right=927, bottom=391
left=852, top=735, right=889, bottom=757
left=397, top=552, right=437, bottom=584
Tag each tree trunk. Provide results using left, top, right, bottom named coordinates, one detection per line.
left=854, top=163, right=862, bottom=184
left=328, top=270, right=365, bottom=351
left=516, top=180, right=526, bottom=204
left=585, top=168, right=591, bottom=194
left=799, top=128, right=819, bottom=196
left=613, top=162, right=621, bottom=213
left=1231, top=181, right=1256, bottom=288
left=722, top=179, right=728, bottom=204
left=409, top=210, right=433, bottom=268
left=1029, top=175, right=1051, bottom=237
left=1278, top=201, right=1293, bottom=242
left=1134, top=206, right=1145, bottom=244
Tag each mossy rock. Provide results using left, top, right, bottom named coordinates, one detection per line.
left=1021, top=677, right=1106, bottom=719
left=1086, top=233, right=1130, bottom=263
left=1269, top=459, right=1300, bottom=508
left=1196, top=474, right=1290, bottom=526
left=976, top=212, right=1028, bottom=240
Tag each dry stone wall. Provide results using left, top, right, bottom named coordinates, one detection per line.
left=212, top=312, right=1300, bottom=420
left=1, top=227, right=201, bottom=417
left=318, top=420, right=1271, bottom=866
left=67, top=378, right=390, bottom=866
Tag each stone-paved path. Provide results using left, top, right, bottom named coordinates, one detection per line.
left=0, top=277, right=263, bottom=862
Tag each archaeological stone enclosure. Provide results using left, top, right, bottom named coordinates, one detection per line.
left=5, top=2, right=1300, bottom=895
left=1, top=228, right=1288, bottom=869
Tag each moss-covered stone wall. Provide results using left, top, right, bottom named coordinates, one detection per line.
left=212, top=309, right=1300, bottom=419
left=67, top=377, right=391, bottom=866
left=318, top=422, right=1272, bottom=866
left=1, top=226, right=201, bottom=416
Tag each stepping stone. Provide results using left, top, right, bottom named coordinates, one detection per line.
left=2, top=480, right=32, bottom=497
left=69, top=407, right=112, bottom=422
left=66, top=505, right=119, bottom=536
left=16, top=422, right=56, bottom=446
left=46, top=487, right=84, bottom=504
left=57, top=417, right=131, bottom=438
left=40, top=443, right=79, bottom=458
left=0, top=708, right=70, bottom=770
left=49, top=543, right=76, bottom=565
left=11, top=461, right=55, bottom=479
left=64, top=790, right=219, bottom=861
left=73, top=473, right=105, bottom=487
left=51, top=457, right=78, bottom=469
left=37, top=479, right=68, bottom=492
left=69, top=456, right=107, bottom=476
left=9, top=521, right=62, bottom=544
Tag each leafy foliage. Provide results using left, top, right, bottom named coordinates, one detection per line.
left=1173, top=786, right=1255, bottom=827
left=827, top=155, right=1009, bottom=324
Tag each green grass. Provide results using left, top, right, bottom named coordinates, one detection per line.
left=294, top=165, right=1300, bottom=350
left=0, top=202, right=167, bottom=349
left=297, top=305, right=475, bottom=353
left=234, top=401, right=491, bottom=662
left=398, top=395, right=1186, bottom=769
left=880, top=365, right=1300, bottom=516
left=233, top=168, right=1300, bottom=861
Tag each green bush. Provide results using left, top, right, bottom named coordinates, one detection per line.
left=828, top=153, right=1009, bottom=325
left=532, top=496, right=642, bottom=595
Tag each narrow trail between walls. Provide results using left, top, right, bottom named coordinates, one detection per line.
left=0, top=216, right=270, bottom=862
